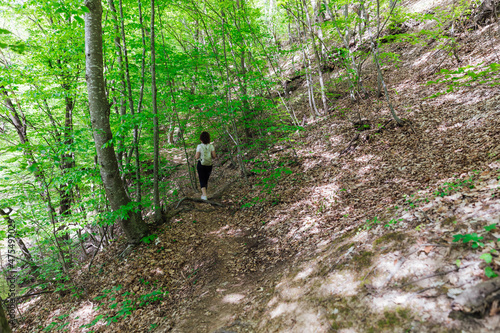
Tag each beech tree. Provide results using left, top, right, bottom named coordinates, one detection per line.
left=84, top=0, right=149, bottom=243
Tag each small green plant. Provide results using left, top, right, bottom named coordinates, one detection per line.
left=434, top=176, right=474, bottom=197
left=243, top=166, right=291, bottom=208
left=453, top=233, right=484, bottom=248
left=384, top=218, right=403, bottom=228
left=141, top=234, right=158, bottom=244
left=415, top=224, right=425, bottom=231
left=106, top=299, right=135, bottom=325
left=139, top=289, right=168, bottom=307
left=187, top=268, right=198, bottom=279
left=80, top=315, right=104, bottom=329
left=454, top=224, right=499, bottom=278
left=241, top=196, right=263, bottom=208
left=404, top=194, right=417, bottom=209
left=43, top=314, right=70, bottom=332
left=426, top=63, right=500, bottom=99
left=362, top=217, right=381, bottom=230
left=484, top=266, right=498, bottom=279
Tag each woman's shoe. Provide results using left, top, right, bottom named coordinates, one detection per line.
left=201, top=195, right=207, bottom=200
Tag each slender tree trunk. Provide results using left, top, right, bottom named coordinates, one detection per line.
left=56, top=85, right=76, bottom=265
left=84, top=0, right=149, bottom=244
left=133, top=0, right=147, bottom=209
left=151, top=0, right=161, bottom=223
left=107, top=0, right=127, bottom=169
left=238, top=11, right=299, bottom=125
left=118, top=0, right=143, bottom=206
left=235, top=0, right=252, bottom=138
left=370, top=40, right=403, bottom=124
left=302, top=0, right=328, bottom=113
left=323, top=0, right=358, bottom=99
left=157, top=8, right=198, bottom=190
left=222, top=10, right=248, bottom=178
left=0, top=209, right=38, bottom=273
left=294, top=13, right=319, bottom=117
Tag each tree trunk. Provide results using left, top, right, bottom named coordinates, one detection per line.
left=133, top=0, right=147, bottom=209
left=294, top=14, right=319, bottom=117
left=84, top=0, right=149, bottom=244
left=157, top=9, right=198, bottom=191
left=0, top=297, right=12, bottom=333
left=151, top=0, right=161, bottom=223
left=107, top=0, right=127, bottom=170
left=118, top=0, right=144, bottom=208
left=302, top=0, right=328, bottom=114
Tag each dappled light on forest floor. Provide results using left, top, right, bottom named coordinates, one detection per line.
left=209, top=225, right=243, bottom=238
left=222, top=293, right=246, bottom=304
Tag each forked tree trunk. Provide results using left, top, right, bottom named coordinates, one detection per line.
left=84, top=0, right=149, bottom=244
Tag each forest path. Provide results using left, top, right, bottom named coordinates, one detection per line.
left=155, top=199, right=279, bottom=333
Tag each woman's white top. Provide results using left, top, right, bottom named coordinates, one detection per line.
left=197, top=143, right=214, bottom=166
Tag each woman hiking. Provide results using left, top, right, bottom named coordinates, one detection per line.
left=195, top=131, right=216, bottom=200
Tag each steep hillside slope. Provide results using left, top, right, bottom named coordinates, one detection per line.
left=14, top=0, right=500, bottom=332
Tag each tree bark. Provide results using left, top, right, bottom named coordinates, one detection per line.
left=0, top=297, right=12, bottom=333
left=85, top=0, right=149, bottom=244
left=107, top=0, right=127, bottom=169
left=302, top=0, right=328, bottom=113
left=151, top=0, right=161, bottom=223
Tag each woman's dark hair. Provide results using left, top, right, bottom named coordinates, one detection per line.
left=200, top=131, right=210, bottom=144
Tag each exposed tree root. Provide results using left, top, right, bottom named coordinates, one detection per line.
left=451, top=276, right=500, bottom=317
left=175, top=197, right=224, bottom=209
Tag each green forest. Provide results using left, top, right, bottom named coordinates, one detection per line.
left=0, top=0, right=499, bottom=332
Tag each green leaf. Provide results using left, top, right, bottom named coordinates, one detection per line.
left=480, top=253, right=493, bottom=263
left=484, top=266, right=498, bottom=278
left=27, top=164, right=38, bottom=173
left=74, top=16, right=84, bottom=24
left=484, top=223, right=497, bottom=232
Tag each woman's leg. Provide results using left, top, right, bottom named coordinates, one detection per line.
left=197, top=162, right=212, bottom=198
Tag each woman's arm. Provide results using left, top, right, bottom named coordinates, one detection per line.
left=195, top=152, right=200, bottom=160
left=211, top=150, right=216, bottom=158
